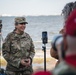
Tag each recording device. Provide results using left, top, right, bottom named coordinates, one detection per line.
left=42, top=31, right=48, bottom=71
left=42, top=31, right=48, bottom=44
left=51, top=34, right=65, bottom=58
left=0, top=20, right=2, bottom=24
left=0, top=20, right=2, bottom=33
left=51, top=34, right=63, bottom=51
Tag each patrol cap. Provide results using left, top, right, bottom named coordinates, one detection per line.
left=65, top=9, right=76, bottom=36
left=15, top=17, right=28, bottom=24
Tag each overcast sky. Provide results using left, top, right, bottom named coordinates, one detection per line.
left=0, top=0, right=76, bottom=16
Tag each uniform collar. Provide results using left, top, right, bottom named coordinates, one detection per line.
left=13, top=31, right=26, bottom=38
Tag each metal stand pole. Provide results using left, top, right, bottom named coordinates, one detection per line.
left=42, top=44, right=46, bottom=71
left=0, top=21, right=2, bottom=69
left=0, top=33, right=1, bottom=68
left=0, top=32, right=2, bottom=69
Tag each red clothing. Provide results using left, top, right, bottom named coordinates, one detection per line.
left=65, top=54, right=76, bottom=67
left=32, top=71, right=52, bottom=75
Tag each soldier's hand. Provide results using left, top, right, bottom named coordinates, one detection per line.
left=20, top=59, right=26, bottom=66
left=20, top=58, right=31, bottom=67
left=24, top=58, right=31, bottom=66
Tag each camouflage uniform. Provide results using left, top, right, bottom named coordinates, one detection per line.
left=2, top=31, right=35, bottom=75
left=52, top=61, right=76, bottom=75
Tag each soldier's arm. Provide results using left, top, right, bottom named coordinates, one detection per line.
left=2, top=34, right=21, bottom=68
left=29, top=38, right=35, bottom=60
left=2, top=34, right=11, bottom=62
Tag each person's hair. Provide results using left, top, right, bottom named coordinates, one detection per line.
left=14, top=22, right=18, bottom=31
left=62, top=1, right=76, bottom=20
left=15, top=22, right=18, bottom=26
left=62, top=2, right=73, bottom=20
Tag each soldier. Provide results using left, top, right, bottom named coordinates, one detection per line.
left=2, top=17, right=35, bottom=75
left=52, top=8, right=76, bottom=75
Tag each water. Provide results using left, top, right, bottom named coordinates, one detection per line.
left=0, top=15, right=64, bottom=70
left=0, top=15, right=63, bottom=50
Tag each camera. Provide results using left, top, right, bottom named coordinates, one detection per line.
left=0, top=20, right=2, bottom=24
left=51, top=34, right=63, bottom=51
left=42, top=31, right=48, bottom=44
left=0, top=20, right=2, bottom=33
left=51, top=34, right=65, bottom=59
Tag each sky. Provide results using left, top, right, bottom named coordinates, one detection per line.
left=0, top=0, right=76, bottom=16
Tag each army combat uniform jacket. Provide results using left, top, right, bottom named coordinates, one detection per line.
left=2, top=31, right=35, bottom=75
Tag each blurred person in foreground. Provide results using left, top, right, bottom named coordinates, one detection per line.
left=52, top=9, right=76, bottom=75
left=34, top=2, right=76, bottom=75
left=2, top=17, right=35, bottom=75
left=50, top=1, right=76, bottom=67
left=32, top=71, right=52, bottom=75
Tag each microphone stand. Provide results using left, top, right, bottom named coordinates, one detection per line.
left=42, top=44, right=46, bottom=71
left=0, top=21, right=2, bottom=68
